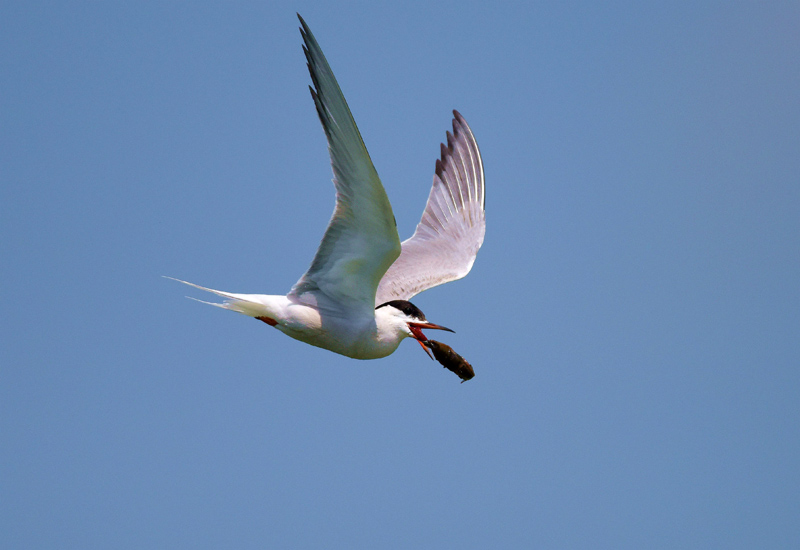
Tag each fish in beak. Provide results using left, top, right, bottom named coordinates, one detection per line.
left=423, top=339, right=475, bottom=382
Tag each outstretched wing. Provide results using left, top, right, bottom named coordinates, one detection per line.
left=375, top=111, right=485, bottom=304
left=289, top=15, right=401, bottom=315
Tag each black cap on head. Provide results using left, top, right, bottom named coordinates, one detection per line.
left=375, top=300, right=426, bottom=321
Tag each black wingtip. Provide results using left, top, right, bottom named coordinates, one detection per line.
left=297, top=14, right=311, bottom=40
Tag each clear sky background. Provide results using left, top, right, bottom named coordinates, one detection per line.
left=2, top=2, right=798, bottom=548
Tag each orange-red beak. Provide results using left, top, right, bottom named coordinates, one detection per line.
left=408, top=322, right=454, bottom=359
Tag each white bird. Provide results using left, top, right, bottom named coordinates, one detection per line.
left=170, top=15, right=485, bottom=361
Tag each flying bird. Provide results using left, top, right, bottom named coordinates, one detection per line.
left=170, top=14, right=485, bottom=361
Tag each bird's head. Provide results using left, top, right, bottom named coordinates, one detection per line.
left=375, top=300, right=454, bottom=358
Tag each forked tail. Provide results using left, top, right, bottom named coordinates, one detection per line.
left=164, top=276, right=275, bottom=318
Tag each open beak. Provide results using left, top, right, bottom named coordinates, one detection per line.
left=408, top=322, right=454, bottom=360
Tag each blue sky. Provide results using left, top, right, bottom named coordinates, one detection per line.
left=2, top=1, right=799, bottom=548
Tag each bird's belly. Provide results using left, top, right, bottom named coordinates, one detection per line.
left=276, top=306, right=400, bottom=360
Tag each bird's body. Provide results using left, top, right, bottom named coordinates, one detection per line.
left=171, top=286, right=414, bottom=359
left=171, top=15, right=485, bottom=364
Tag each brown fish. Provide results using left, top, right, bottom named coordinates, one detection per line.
left=423, top=340, right=475, bottom=383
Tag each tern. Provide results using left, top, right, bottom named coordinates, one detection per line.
left=170, top=15, right=485, bottom=361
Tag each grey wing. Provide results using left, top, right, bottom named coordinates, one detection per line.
left=375, top=111, right=485, bottom=304
left=290, top=15, right=401, bottom=315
